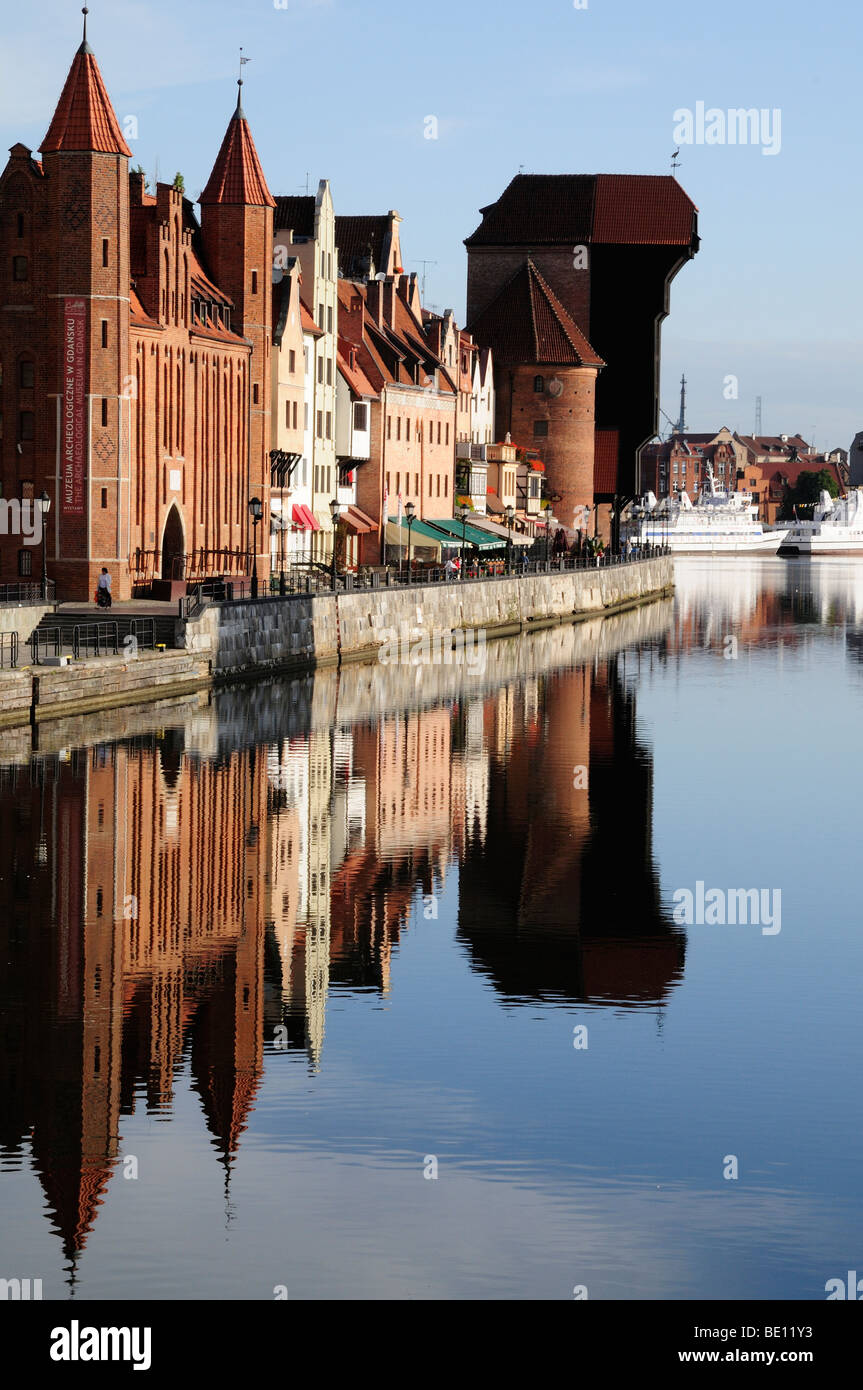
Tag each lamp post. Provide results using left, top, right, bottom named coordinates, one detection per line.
left=329, top=497, right=341, bottom=589
left=456, top=503, right=469, bottom=581
left=504, top=503, right=515, bottom=575
left=405, top=500, right=416, bottom=584
left=248, top=496, right=262, bottom=599
left=38, top=489, right=51, bottom=599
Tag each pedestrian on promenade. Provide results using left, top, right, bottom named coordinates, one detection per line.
left=445, top=557, right=457, bottom=581
left=96, top=568, right=112, bottom=608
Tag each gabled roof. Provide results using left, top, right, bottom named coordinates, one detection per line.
left=300, top=299, right=323, bottom=336
left=273, top=195, right=316, bottom=237
left=40, top=39, right=132, bottom=155
left=469, top=258, right=604, bottom=367
left=337, top=344, right=377, bottom=398
left=200, top=87, right=275, bottom=208
left=465, top=173, right=697, bottom=248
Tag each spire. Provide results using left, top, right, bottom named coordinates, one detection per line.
left=41, top=13, right=132, bottom=155
left=200, top=81, right=275, bottom=208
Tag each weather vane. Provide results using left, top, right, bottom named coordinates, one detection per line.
left=671, top=147, right=681, bottom=174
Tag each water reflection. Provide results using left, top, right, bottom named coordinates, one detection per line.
left=0, top=604, right=676, bottom=1278
left=4, top=559, right=862, bottom=1296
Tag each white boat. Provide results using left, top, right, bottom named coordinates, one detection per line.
left=626, top=464, right=787, bottom=554
left=779, top=489, right=863, bottom=555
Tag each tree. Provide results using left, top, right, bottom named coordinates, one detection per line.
left=172, top=172, right=185, bottom=193
left=781, top=468, right=839, bottom=518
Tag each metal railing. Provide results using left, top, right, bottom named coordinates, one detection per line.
left=30, top=627, right=62, bottom=664
left=0, top=582, right=55, bottom=604
left=171, top=548, right=670, bottom=607
left=129, top=617, right=156, bottom=652
left=72, top=622, right=119, bottom=660
left=0, top=631, right=19, bottom=668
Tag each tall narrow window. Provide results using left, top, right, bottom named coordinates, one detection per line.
left=101, top=399, right=108, bottom=427
left=18, top=411, right=34, bottom=440
left=387, top=415, right=391, bottom=440
left=12, top=256, right=28, bottom=281
left=102, top=239, right=109, bottom=267
left=19, top=361, right=34, bottom=389
left=251, top=270, right=258, bottom=294
left=101, top=320, right=108, bottom=348
left=101, top=488, right=108, bottom=508
left=534, top=375, right=545, bottom=393
left=16, top=213, right=24, bottom=238
left=327, top=306, right=333, bottom=334
left=253, top=384, right=259, bottom=405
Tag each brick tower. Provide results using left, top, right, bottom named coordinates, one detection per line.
left=39, top=10, right=132, bottom=599
left=468, top=259, right=604, bottom=531
left=199, top=79, right=275, bottom=586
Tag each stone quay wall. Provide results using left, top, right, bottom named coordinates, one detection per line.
left=179, top=557, right=672, bottom=680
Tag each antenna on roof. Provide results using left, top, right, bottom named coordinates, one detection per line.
left=754, top=395, right=762, bottom=436
left=416, top=259, right=438, bottom=301
left=671, top=147, right=681, bottom=175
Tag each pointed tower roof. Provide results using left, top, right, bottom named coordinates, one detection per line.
left=470, top=258, right=604, bottom=368
left=200, top=81, right=275, bottom=208
left=40, top=10, right=132, bottom=156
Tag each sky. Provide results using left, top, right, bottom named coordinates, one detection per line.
left=1, top=0, right=861, bottom=451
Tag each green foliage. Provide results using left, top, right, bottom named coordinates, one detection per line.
left=172, top=172, right=185, bottom=193
left=781, top=468, right=839, bottom=518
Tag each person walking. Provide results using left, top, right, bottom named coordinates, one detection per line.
left=96, top=567, right=112, bottom=608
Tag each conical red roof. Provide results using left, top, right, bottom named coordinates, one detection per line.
left=200, top=92, right=275, bottom=208
left=40, top=41, right=132, bottom=156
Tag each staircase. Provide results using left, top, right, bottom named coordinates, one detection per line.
left=29, top=608, right=179, bottom=662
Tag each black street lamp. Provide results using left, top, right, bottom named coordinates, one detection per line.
left=405, top=500, right=416, bottom=584
left=329, top=498, right=341, bottom=589
left=504, top=503, right=515, bottom=574
left=38, top=489, right=51, bottom=599
left=249, top=496, right=262, bottom=599
left=456, top=503, right=469, bottom=580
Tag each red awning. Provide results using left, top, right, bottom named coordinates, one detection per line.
left=292, top=503, right=319, bottom=531
left=341, top=505, right=376, bottom=534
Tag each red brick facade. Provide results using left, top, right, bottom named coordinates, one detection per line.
left=0, top=32, right=272, bottom=599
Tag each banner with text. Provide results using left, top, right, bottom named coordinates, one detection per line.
left=62, top=297, right=86, bottom=516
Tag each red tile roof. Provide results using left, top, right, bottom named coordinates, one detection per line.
left=200, top=96, right=275, bottom=208
left=300, top=300, right=323, bottom=336
left=469, top=259, right=604, bottom=367
left=465, top=174, right=697, bottom=248
left=594, top=429, right=620, bottom=495
left=40, top=43, right=132, bottom=156
left=337, top=345, right=377, bottom=399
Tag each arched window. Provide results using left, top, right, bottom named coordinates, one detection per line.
left=534, top=375, right=545, bottom=393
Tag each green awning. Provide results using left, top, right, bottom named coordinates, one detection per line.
left=422, top=517, right=506, bottom=552
left=386, top=516, right=450, bottom=548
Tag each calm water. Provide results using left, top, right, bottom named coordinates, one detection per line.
left=1, top=556, right=861, bottom=1301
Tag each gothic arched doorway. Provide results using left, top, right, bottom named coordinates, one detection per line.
left=161, top=505, right=185, bottom=581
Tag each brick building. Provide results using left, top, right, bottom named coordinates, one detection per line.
left=465, top=174, right=698, bottom=541
left=0, top=18, right=273, bottom=599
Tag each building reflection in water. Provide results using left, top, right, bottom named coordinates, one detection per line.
left=0, top=644, right=679, bottom=1277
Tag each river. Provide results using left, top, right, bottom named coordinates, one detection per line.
left=1, top=556, right=860, bottom=1300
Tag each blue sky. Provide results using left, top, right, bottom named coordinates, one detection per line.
left=2, top=0, right=861, bottom=449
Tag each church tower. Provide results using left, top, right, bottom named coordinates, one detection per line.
left=200, top=79, right=275, bottom=585
left=39, top=8, right=132, bottom=598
